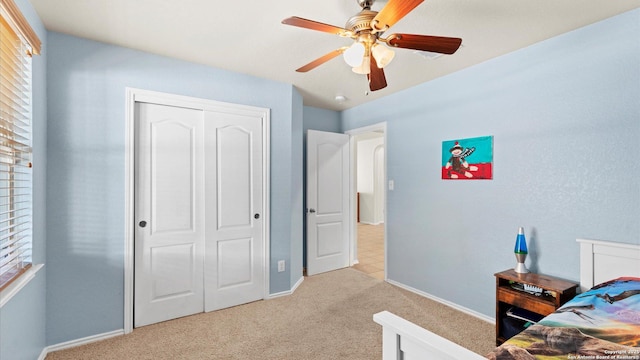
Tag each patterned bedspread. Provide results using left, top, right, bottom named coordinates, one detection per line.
left=487, top=277, right=640, bottom=359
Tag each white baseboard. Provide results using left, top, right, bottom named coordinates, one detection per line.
left=358, top=221, right=383, bottom=226
left=42, top=329, right=124, bottom=357
left=386, top=279, right=495, bottom=325
left=291, top=275, right=304, bottom=292
left=267, top=275, right=304, bottom=299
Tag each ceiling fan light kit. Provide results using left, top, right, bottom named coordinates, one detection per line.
left=343, top=42, right=366, bottom=67
left=282, top=0, right=462, bottom=92
left=352, top=56, right=371, bottom=75
left=371, top=43, right=395, bottom=68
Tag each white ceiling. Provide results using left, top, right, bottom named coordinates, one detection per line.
left=29, top=0, right=640, bottom=111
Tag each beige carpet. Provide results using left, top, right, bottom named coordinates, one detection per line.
left=46, top=269, right=494, bottom=360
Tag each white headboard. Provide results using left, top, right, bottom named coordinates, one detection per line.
left=578, top=238, right=640, bottom=292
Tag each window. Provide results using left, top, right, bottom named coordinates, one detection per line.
left=0, top=0, right=40, bottom=292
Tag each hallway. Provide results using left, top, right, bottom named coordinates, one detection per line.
left=352, top=223, right=384, bottom=280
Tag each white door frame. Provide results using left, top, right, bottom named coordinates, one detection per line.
left=124, top=88, right=270, bottom=334
left=345, top=122, right=387, bottom=278
left=373, top=144, right=385, bottom=225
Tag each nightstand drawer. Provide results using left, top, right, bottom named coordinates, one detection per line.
left=497, top=289, right=556, bottom=315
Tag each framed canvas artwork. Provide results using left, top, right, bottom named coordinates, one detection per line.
left=442, top=136, right=493, bottom=180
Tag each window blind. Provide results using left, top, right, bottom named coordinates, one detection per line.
left=0, top=10, right=33, bottom=290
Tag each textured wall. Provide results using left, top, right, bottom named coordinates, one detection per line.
left=357, top=137, right=384, bottom=224
left=45, top=32, right=300, bottom=345
left=290, top=90, right=304, bottom=288
left=342, top=9, right=640, bottom=318
left=0, top=0, right=48, bottom=359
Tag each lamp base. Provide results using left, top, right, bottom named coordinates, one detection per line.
left=514, top=262, right=529, bottom=274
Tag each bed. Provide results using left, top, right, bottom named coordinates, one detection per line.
left=373, top=239, right=640, bottom=359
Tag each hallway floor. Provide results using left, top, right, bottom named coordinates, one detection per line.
left=352, top=223, right=384, bottom=280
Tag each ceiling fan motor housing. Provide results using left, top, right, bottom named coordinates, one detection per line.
left=345, top=10, right=377, bottom=35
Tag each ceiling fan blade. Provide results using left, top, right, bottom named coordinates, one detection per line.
left=296, top=48, right=348, bottom=73
left=282, top=16, right=352, bottom=37
left=371, top=0, right=424, bottom=32
left=368, top=58, right=388, bottom=91
left=387, top=33, right=462, bottom=54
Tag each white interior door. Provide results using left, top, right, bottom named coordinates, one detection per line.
left=204, top=111, right=264, bottom=312
left=306, top=130, right=350, bottom=276
left=134, top=102, right=205, bottom=327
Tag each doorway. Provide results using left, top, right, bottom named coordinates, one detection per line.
left=346, top=123, right=387, bottom=280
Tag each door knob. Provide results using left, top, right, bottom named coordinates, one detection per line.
left=254, top=213, right=260, bottom=219
left=309, top=208, right=316, bottom=213
left=139, top=220, right=147, bottom=228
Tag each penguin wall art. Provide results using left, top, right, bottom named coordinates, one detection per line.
left=441, top=136, right=493, bottom=180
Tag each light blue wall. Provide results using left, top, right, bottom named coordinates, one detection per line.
left=303, top=106, right=342, bottom=133
left=0, top=275, right=47, bottom=360
left=289, top=91, right=304, bottom=286
left=342, top=9, right=640, bottom=318
left=0, top=1, right=47, bottom=359
left=45, top=32, right=302, bottom=345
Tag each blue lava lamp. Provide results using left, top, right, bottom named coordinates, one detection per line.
left=514, top=227, right=529, bottom=273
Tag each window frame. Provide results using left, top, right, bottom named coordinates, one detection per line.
left=0, top=0, right=41, bottom=307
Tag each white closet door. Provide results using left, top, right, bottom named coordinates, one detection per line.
left=134, top=102, right=205, bottom=327
left=133, top=93, right=267, bottom=328
left=204, top=111, right=264, bottom=312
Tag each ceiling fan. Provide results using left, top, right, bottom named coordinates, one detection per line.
left=282, top=0, right=462, bottom=92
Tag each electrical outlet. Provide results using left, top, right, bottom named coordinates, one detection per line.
left=277, top=260, right=285, bottom=272
left=388, top=180, right=394, bottom=191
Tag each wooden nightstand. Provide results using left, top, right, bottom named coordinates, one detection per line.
left=494, top=269, right=579, bottom=345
